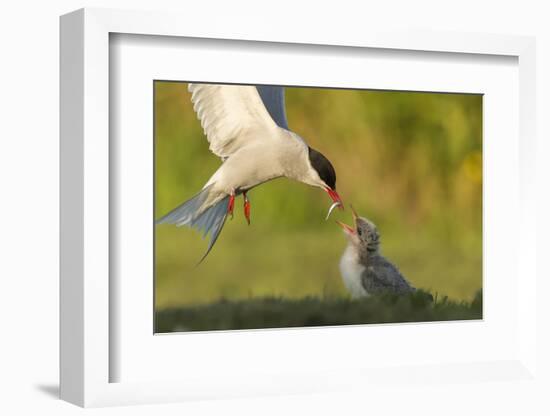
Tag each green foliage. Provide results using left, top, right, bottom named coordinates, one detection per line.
left=155, top=82, right=482, bottom=308
left=155, top=290, right=482, bottom=332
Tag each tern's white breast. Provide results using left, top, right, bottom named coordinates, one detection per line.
left=339, top=245, right=369, bottom=298
left=206, top=128, right=308, bottom=193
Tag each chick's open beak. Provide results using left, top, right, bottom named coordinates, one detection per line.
left=350, top=205, right=359, bottom=223
left=336, top=205, right=360, bottom=235
left=336, top=220, right=355, bottom=235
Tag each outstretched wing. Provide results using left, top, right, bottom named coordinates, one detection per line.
left=255, top=85, right=289, bottom=130
left=188, top=83, right=280, bottom=160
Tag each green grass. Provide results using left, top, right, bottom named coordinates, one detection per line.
left=155, top=224, right=481, bottom=308
left=155, top=290, right=482, bottom=332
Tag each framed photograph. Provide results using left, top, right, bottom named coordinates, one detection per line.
left=153, top=81, right=482, bottom=334
left=60, top=8, right=537, bottom=407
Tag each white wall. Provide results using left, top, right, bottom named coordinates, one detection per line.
left=1, top=1, right=548, bottom=415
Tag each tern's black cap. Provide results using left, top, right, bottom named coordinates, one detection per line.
left=308, top=147, right=336, bottom=190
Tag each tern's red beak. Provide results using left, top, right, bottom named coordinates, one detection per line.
left=326, top=188, right=344, bottom=210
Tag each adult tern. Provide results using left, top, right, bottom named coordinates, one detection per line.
left=157, top=84, right=343, bottom=262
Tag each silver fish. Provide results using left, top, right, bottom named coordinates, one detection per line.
left=325, top=201, right=342, bottom=220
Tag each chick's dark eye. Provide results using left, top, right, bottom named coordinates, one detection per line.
left=357, top=228, right=362, bottom=236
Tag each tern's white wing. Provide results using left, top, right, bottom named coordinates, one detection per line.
left=188, top=83, right=279, bottom=160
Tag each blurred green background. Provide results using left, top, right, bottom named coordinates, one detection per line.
left=155, top=82, right=482, bottom=311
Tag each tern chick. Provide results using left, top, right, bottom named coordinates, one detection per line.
left=337, top=208, right=415, bottom=298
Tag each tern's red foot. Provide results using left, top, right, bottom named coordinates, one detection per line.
left=243, top=194, right=251, bottom=225
left=228, top=194, right=235, bottom=219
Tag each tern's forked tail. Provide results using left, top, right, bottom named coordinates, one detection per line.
left=156, top=184, right=230, bottom=264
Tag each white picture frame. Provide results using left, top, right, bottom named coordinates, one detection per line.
left=60, top=7, right=537, bottom=407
